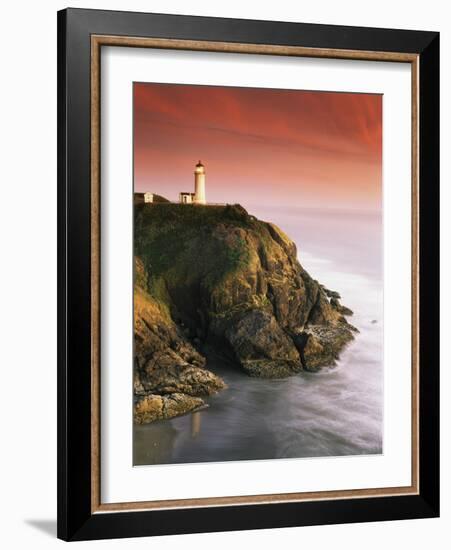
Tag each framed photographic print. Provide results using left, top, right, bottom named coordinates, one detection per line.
left=57, top=8, right=439, bottom=541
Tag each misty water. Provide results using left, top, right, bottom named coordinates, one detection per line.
left=134, top=207, right=383, bottom=465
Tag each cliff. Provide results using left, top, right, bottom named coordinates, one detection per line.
left=134, top=202, right=357, bottom=423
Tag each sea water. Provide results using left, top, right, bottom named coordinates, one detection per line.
left=134, top=207, right=383, bottom=465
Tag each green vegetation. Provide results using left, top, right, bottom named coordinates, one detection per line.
left=226, top=237, right=250, bottom=271
left=134, top=203, right=258, bottom=302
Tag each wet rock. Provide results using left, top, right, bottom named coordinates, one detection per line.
left=218, top=308, right=302, bottom=378
left=134, top=393, right=206, bottom=424
left=302, top=325, right=355, bottom=371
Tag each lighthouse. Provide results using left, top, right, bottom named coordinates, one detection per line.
left=193, top=160, right=206, bottom=204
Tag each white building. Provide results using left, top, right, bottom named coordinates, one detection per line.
left=179, top=192, right=195, bottom=204
left=193, top=160, right=206, bottom=204
left=144, top=161, right=207, bottom=205
left=179, top=161, right=207, bottom=204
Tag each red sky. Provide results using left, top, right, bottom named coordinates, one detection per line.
left=134, top=83, right=382, bottom=211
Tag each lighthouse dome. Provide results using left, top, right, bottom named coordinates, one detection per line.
left=194, top=160, right=205, bottom=173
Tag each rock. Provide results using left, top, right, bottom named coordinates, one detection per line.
left=302, top=325, right=355, bottom=370
left=218, top=308, right=302, bottom=378
left=323, top=287, right=341, bottom=300
left=133, top=203, right=358, bottom=420
left=140, top=350, right=226, bottom=396
left=242, top=358, right=302, bottom=378
left=134, top=258, right=226, bottom=424
left=330, top=297, right=354, bottom=316
left=134, top=393, right=206, bottom=424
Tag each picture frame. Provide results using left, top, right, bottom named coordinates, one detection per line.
left=57, top=7, right=439, bottom=541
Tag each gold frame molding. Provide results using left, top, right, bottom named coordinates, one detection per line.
left=90, top=35, right=419, bottom=514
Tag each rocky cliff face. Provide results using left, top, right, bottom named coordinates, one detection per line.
left=134, top=259, right=226, bottom=424
left=134, top=202, right=356, bottom=423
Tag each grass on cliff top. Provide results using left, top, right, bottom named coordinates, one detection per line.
left=134, top=203, right=262, bottom=293
left=135, top=202, right=254, bottom=230
left=134, top=202, right=276, bottom=252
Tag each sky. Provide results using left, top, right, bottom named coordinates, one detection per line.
left=134, top=83, right=382, bottom=212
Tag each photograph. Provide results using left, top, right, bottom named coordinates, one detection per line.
left=51, top=4, right=440, bottom=542
left=132, top=82, right=384, bottom=466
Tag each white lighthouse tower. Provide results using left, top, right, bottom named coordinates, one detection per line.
left=193, top=160, right=206, bottom=204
